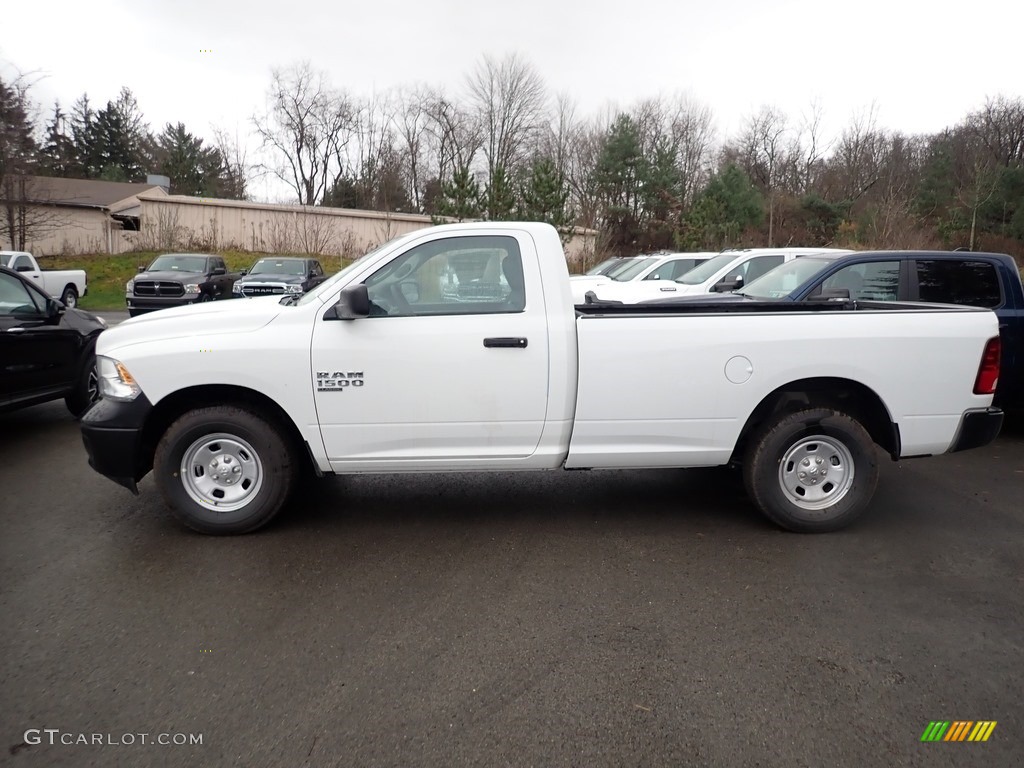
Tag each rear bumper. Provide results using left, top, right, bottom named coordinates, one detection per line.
left=80, top=395, right=154, bottom=493
left=948, top=407, right=1004, bottom=453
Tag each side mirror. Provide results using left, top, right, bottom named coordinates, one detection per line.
left=48, top=298, right=65, bottom=317
left=240, top=269, right=248, bottom=276
left=212, top=267, right=226, bottom=276
left=325, top=284, right=370, bottom=320
left=308, top=270, right=316, bottom=279
left=138, top=265, right=146, bottom=273
left=713, top=275, right=743, bottom=292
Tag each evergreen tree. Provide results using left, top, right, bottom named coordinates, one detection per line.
left=483, top=165, right=516, bottom=221
left=433, top=165, right=481, bottom=222
left=593, top=114, right=648, bottom=251
left=519, top=156, right=573, bottom=233
left=681, top=164, right=763, bottom=249
left=155, top=122, right=228, bottom=196
left=38, top=102, right=78, bottom=176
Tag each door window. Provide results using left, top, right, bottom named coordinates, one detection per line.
left=740, top=255, right=785, bottom=283
left=364, top=236, right=526, bottom=316
left=916, top=260, right=1002, bottom=307
left=821, top=261, right=901, bottom=300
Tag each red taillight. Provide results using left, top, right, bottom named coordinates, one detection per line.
left=974, top=337, right=1001, bottom=395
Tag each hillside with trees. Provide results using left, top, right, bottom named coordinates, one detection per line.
left=3, top=56, right=1022, bottom=261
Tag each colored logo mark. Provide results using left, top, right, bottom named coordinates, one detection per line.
left=920, top=721, right=997, bottom=742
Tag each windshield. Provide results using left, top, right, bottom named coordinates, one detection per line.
left=738, top=258, right=833, bottom=299
left=250, top=258, right=306, bottom=276
left=676, top=253, right=738, bottom=284
left=610, top=257, right=658, bottom=281
left=147, top=255, right=209, bottom=272
left=585, top=257, right=623, bottom=276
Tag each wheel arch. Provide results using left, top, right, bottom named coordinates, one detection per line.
left=139, top=384, right=314, bottom=477
left=731, top=377, right=900, bottom=463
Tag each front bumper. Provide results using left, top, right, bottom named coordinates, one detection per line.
left=126, top=295, right=202, bottom=313
left=948, top=407, right=1004, bottom=453
left=80, top=395, right=154, bottom=493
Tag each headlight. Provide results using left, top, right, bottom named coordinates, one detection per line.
left=184, top=283, right=201, bottom=294
left=97, top=356, right=142, bottom=401
left=126, top=279, right=135, bottom=292
left=285, top=284, right=304, bottom=294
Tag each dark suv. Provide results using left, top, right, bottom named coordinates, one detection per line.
left=126, top=253, right=240, bottom=316
left=232, top=256, right=328, bottom=298
left=0, top=266, right=105, bottom=416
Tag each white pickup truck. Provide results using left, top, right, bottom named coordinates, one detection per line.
left=80, top=223, right=1004, bottom=536
left=0, top=251, right=88, bottom=307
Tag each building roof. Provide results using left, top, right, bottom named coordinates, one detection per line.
left=23, top=176, right=166, bottom=211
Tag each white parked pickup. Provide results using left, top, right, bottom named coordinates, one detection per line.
left=587, top=247, right=851, bottom=304
left=0, top=251, right=88, bottom=307
left=80, top=223, right=1005, bottom=535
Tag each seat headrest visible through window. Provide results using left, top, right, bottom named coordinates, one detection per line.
left=502, top=254, right=525, bottom=310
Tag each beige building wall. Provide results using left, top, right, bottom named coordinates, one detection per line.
left=136, top=194, right=596, bottom=263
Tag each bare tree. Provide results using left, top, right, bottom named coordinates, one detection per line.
left=467, top=53, right=548, bottom=181
left=739, top=105, right=789, bottom=245
left=392, top=86, right=432, bottom=211
left=210, top=124, right=252, bottom=200
left=787, top=99, right=830, bottom=195
left=667, top=95, right=716, bottom=206
left=252, top=62, right=354, bottom=205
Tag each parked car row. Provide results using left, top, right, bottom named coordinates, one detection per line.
left=126, top=254, right=329, bottom=316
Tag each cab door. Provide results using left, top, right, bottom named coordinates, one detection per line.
left=310, top=232, right=551, bottom=470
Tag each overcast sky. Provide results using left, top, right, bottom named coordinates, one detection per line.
left=2, top=0, right=1022, bottom=200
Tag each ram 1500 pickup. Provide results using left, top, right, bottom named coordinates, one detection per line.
left=1, top=251, right=88, bottom=307
left=80, top=223, right=1004, bottom=536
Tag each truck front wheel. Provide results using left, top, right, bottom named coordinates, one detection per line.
left=153, top=406, right=296, bottom=534
left=743, top=408, right=879, bottom=533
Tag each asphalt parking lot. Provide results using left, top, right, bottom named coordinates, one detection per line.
left=1, top=404, right=1022, bottom=767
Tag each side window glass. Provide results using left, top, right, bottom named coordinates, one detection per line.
left=917, top=260, right=1001, bottom=307
left=822, top=262, right=900, bottom=300
left=313, top=261, right=323, bottom=276
left=11, top=255, right=28, bottom=271
left=742, top=256, right=784, bottom=283
left=644, top=262, right=675, bottom=280
left=364, top=236, right=525, bottom=317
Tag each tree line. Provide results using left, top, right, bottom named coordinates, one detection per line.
left=2, top=55, right=1023, bottom=258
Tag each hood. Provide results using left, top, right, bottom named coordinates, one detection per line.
left=237, top=272, right=306, bottom=284
left=98, top=296, right=284, bottom=355
left=136, top=269, right=206, bottom=281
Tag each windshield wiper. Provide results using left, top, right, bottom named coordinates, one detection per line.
left=278, top=295, right=301, bottom=306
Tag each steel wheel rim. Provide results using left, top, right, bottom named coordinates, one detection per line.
left=180, top=433, right=264, bottom=512
left=778, top=434, right=855, bottom=511
left=65, top=293, right=76, bottom=307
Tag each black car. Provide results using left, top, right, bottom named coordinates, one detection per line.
left=232, top=256, right=328, bottom=298
left=126, top=253, right=240, bottom=317
left=0, top=266, right=105, bottom=416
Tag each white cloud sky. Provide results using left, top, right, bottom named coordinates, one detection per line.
left=2, top=0, right=1021, bottom=199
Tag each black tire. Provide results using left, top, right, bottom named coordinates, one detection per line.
left=61, top=285, right=78, bottom=307
left=742, top=407, right=879, bottom=533
left=64, top=350, right=99, bottom=417
left=153, top=406, right=296, bottom=535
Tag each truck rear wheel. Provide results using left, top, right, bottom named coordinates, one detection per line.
left=61, top=285, right=78, bottom=307
left=153, top=406, right=296, bottom=534
left=743, top=407, right=879, bottom=533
